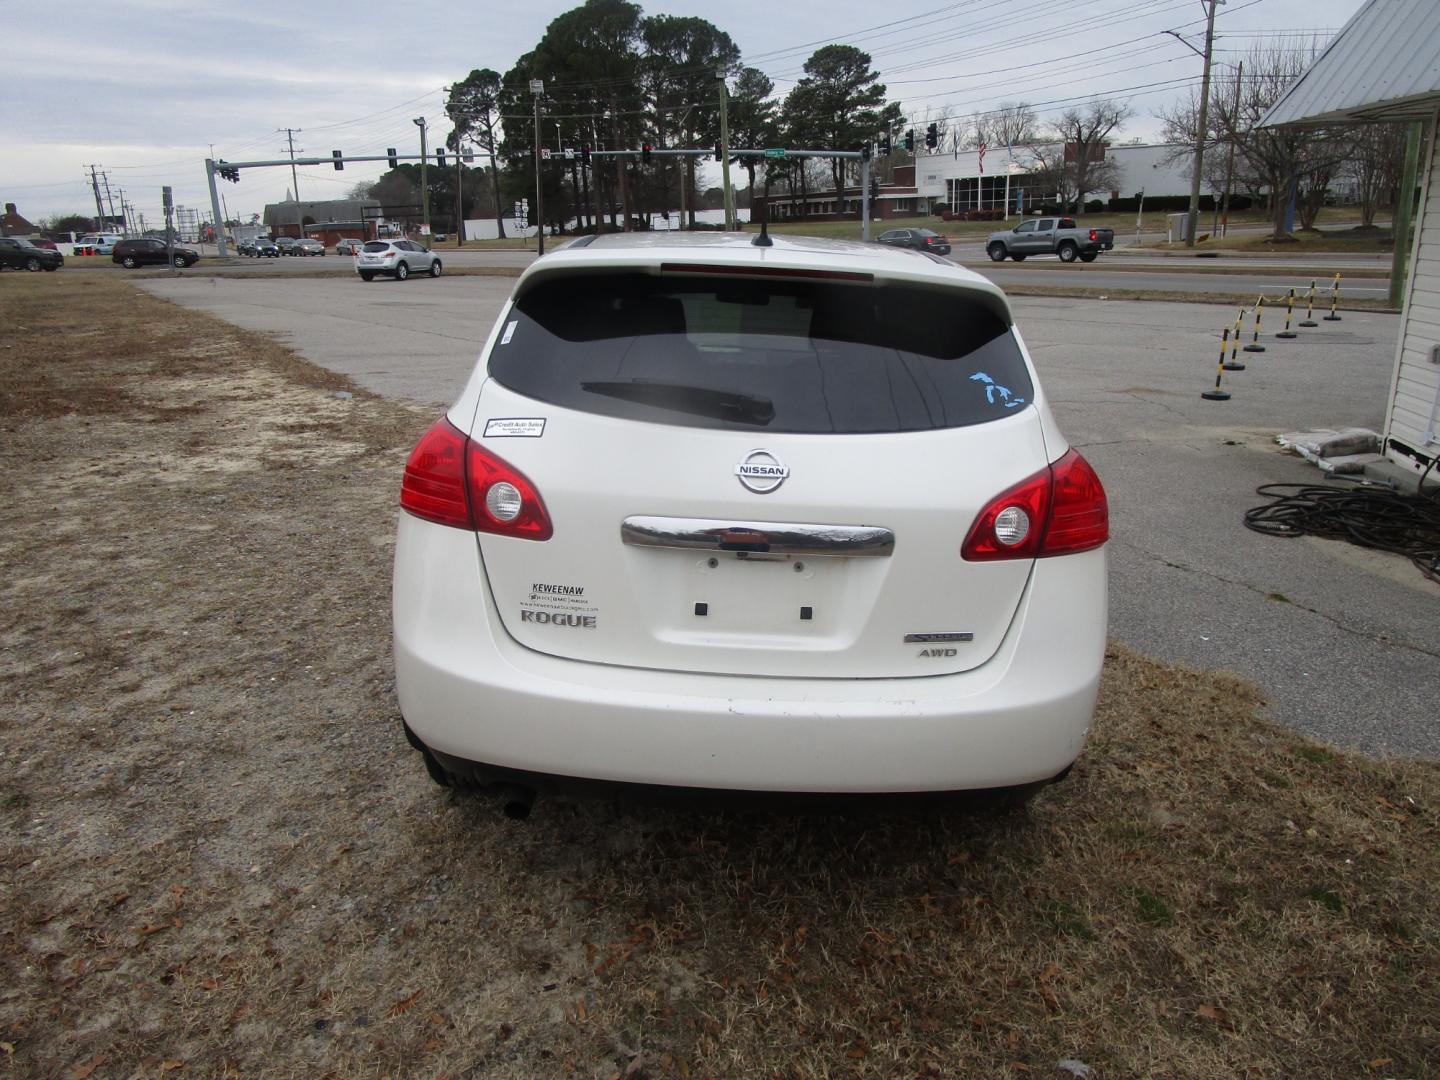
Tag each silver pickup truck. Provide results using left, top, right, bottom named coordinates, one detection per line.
left=985, top=217, right=1114, bottom=263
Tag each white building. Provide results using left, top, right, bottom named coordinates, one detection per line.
left=914, top=143, right=1196, bottom=214
left=1262, top=0, right=1439, bottom=489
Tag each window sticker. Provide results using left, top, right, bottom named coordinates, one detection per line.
left=500, top=320, right=518, bottom=345
left=969, top=371, right=1026, bottom=409
left=483, top=417, right=546, bottom=438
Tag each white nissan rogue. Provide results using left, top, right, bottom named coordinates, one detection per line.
left=393, top=230, right=1108, bottom=813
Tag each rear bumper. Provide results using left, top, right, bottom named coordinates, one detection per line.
left=393, top=516, right=1107, bottom=794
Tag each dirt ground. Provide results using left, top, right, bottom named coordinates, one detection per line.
left=1, top=275, right=1437, bottom=1079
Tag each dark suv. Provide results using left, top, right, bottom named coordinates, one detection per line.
left=112, top=238, right=200, bottom=269
left=0, top=237, right=63, bottom=272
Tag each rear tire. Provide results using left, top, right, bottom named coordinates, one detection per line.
left=1058, top=242, right=1078, bottom=263
left=1079, top=252, right=1098, bottom=263
left=359, top=271, right=375, bottom=281
left=429, top=259, right=442, bottom=278
left=396, top=262, right=410, bottom=281
left=986, top=243, right=1007, bottom=262
left=121, top=256, right=138, bottom=269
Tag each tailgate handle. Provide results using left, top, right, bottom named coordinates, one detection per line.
left=621, top=517, right=894, bottom=557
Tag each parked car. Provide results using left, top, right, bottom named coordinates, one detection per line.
left=876, top=227, right=952, bottom=256
left=986, top=218, right=1114, bottom=263
left=27, top=237, right=59, bottom=250
left=355, top=239, right=441, bottom=281
left=335, top=238, right=364, bottom=255
left=75, top=233, right=122, bottom=254
left=292, top=238, right=326, bottom=256
left=251, top=238, right=280, bottom=258
left=393, top=232, right=1109, bottom=813
left=0, top=237, right=64, bottom=271
left=274, top=236, right=300, bottom=255
left=236, top=238, right=257, bottom=256
left=112, top=238, right=199, bottom=269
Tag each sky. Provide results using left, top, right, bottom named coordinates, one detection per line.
left=2, top=0, right=1368, bottom=228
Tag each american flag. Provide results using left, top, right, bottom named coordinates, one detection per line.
left=978, top=141, right=987, bottom=174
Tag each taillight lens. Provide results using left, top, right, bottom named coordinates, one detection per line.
left=400, top=417, right=553, bottom=540
left=961, top=449, right=1107, bottom=561
left=400, top=418, right=471, bottom=528
left=1043, top=449, right=1108, bottom=555
left=467, top=441, right=552, bottom=540
left=1089, top=229, right=1098, bottom=242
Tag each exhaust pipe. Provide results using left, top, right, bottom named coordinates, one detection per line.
left=498, top=785, right=536, bottom=820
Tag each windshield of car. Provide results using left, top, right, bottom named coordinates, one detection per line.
left=490, top=272, right=1032, bottom=434
left=362, top=242, right=391, bottom=252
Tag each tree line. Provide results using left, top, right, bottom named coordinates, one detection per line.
left=351, top=4, right=1400, bottom=238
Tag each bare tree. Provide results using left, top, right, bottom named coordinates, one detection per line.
left=1161, top=42, right=1349, bottom=240
left=1045, top=99, right=1131, bottom=212
left=982, top=101, right=1037, bottom=151
left=1344, top=123, right=1407, bottom=228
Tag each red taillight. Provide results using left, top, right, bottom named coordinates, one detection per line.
left=961, top=449, right=1108, bottom=561
left=1043, top=449, right=1108, bottom=555
left=467, top=441, right=553, bottom=541
left=1089, top=229, right=1098, bottom=242
left=400, top=418, right=471, bottom=528
left=400, top=418, right=553, bottom=540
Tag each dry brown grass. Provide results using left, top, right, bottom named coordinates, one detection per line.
left=0, top=275, right=1436, bottom=1079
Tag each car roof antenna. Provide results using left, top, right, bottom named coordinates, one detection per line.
left=751, top=213, right=772, bottom=248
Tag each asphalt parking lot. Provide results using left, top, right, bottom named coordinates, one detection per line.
left=142, top=275, right=1435, bottom=757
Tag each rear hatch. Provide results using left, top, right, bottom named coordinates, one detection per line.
left=469, top=264, right=1049, bottom=679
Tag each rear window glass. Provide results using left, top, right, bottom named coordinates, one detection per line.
left=488, top=272, right=1032, bottom=434
left=362, top=242, right=390, bottom=252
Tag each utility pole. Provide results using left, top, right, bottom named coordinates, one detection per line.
left=413, top=117, right=430, bottom=238
left=1171, top=0, right=1223, bottom=249
left=530, top=80, right=545, bottom=256
left=87, top=166, right=107, bottom=231
left=281, top=128, right=303, bottom=206
left=454, top=128, right=465, bottom=246
left=1218, top=61, right=1243, bottom=238
left=101, top=170, right=118, bottom=231
left=716, top=68, right=735, bottom=231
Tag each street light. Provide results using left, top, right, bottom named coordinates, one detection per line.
left=413, top=117, right=430, bottom=238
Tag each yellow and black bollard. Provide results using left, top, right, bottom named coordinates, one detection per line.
left=1276, top=288, right=1298, bottom=339
left=1224, top=307, right=1246, bottom=371
left=1324, top=273, right=1342, bottom=321
left=1243, top=296, right=1266, bottom=353
left=1203, top=327, right=1233, bottom=400
left=1299, top=279, right=1319, bottom=327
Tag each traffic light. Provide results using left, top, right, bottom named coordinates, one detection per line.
left=641, top=142, right=652, bottom=164
left=332, top=150, right=343, bottom=171
left=880, top=133, right=891, bottom=156
left=216, top=160, right=239, bottom=183
left=904, top=130, right=914, bottom=153
left=925, top=124, right=938, bottom=150
left=581, top=144, right=591, bottom=165
left=861, top=142, right=871, bottom=162
left=387, top=147, right=398, bottom=169
left=437, top=148, right=447, bottom=168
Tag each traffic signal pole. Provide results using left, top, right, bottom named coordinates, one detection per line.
left=204, top=159, right=229, bottom=257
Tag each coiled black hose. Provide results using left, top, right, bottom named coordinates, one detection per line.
left=1243, top=468, right=1440, bottom=584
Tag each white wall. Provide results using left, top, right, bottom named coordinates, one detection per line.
left=916, top=143, right=1196, bottom=201
left=1385, top=110, right=1440, bottom=480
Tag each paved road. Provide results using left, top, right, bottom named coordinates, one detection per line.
left=971, top=264, right=1391, bottom=298
left=141, top=277, right=1434, bottom=758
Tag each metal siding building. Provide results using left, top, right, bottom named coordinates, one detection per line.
left=1262, top=0, right=1440, bottom=484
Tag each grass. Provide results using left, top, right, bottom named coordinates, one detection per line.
left=1152, top=226, right=1396, bottom=254
left=0, top=274, right=1437, bottom=1078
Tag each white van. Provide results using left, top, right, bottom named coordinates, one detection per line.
left=76, top=234, right=123, bottom=254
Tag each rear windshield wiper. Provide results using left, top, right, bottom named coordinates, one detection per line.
left=580, top=380, right=776, bottom=425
